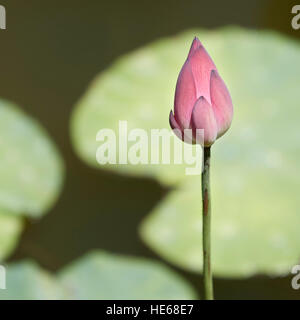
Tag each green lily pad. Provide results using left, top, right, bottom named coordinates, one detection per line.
left=59, top=251, right=197, bottom=299
left=70, top=30, right=204, bottom=185
left=70, top=27, right=300, bottom=187
left=0, top=209, right=23, bottom=262
left=0, top=261, right=66, bottom=299
left=140, top=170, right=300, bottom=278
left=0, top=99, right=64, bottom=217
left=71, top=28, right=300, bottom=277
left=0, top=100, right=64, bottom=260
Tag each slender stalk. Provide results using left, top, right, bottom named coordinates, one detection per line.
left=202, top=146, right=214, bottom=300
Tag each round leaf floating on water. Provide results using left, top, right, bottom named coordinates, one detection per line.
left=0, top=99, right=64, bottom=217
left=140, top=168, right=300, bottom=277
left=59, top=250, right=197, bottom=299
left=0, top=261, right=66, bottom=300
left=70, top=27, right=300, bottom=187
left=72, top=28, right=300, bottom=277
left=0, top=209, right=23, bottom=262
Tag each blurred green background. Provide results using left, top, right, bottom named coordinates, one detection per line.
left=0, top=0, right=300, bottom=299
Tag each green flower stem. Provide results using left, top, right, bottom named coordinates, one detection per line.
left=202, top=146, right=214, bottom=300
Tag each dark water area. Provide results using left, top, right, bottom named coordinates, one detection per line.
left=0, top=0, right=299, bottom=299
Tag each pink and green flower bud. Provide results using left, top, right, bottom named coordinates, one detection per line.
left=169, top=37, right=233, bottom=146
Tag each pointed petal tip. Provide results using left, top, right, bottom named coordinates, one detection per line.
left=188, top=37, right=202, bottom=58
left=169, top=110, right=186, bottom=142
left=197, top=96, right=209, bottom=105
left=192, top=37, right=204, bottom=50
left=169, top=110, right=180, bottom=130
left=169, top=110, right=173, bottom=123
left=210, top=69, right=218, bottom=79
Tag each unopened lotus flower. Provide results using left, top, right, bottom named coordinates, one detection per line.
left=168, top=37, right=234, bottom=300
left=169, top=37, right=233, bottom=146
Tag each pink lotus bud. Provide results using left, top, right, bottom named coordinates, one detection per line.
left=169, top=37, right=233, bottom=146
